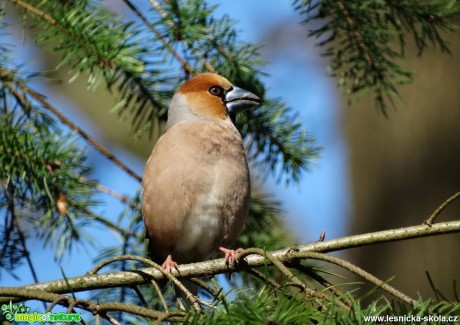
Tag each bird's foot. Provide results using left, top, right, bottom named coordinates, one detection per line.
left=161, top=254, right=178, bottom=272
left=219, top=247, right=243, bottom=267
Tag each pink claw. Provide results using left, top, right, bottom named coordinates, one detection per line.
left=219, top=247, right=243, bottom=267
left=161, top=254, right=178, bottom=272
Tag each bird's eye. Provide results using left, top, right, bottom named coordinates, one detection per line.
left=209, top=85, right=225, bottom=97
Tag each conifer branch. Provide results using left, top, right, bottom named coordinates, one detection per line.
left=10, top=0, right=56, bottom=25
left=0, top=65, right=142, bottom=182
left=25, top=87, right=143, bottom=183
left=1, top=220, right=458, bottom=302
left=122, top=0, right=194, bottom=76
left=148, top=0, right=216, bottom=73
left=82, top=208, right=139, bottom=240
left=294, top=0, right=458, bottom=114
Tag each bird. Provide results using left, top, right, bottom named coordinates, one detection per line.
left=142, top=73, right=260, bottom=276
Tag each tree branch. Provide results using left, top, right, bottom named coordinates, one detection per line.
left=25, top=86, right=143, bottom=182
left=0, top=288, right=185, bottom=322
left=10, top=0, right=56, bottom=24
left=122, top=0, right=194, bottom=76
left=1, top=220, right=459, bottom=302
left=148, top=0, right=216, bottom=74
left=0, top=66, right=142, bottom=182
left=285, top=251, right=415, bottom=305
left=425, top=191, right=460, bottom=225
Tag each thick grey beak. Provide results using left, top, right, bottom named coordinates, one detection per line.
left=224, top=86, right=260, bottom=115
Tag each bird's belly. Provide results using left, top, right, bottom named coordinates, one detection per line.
left=172, top=163, right=246, bottom=263
left=173, top=198, right=223, bottom=263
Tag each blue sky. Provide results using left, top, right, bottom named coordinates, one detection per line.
left=2, top=0, right=351, bottom=299
left=208, top=0, right=351, bottom=241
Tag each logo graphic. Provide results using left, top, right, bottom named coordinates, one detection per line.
left=1, top=301, right=81, bottom=323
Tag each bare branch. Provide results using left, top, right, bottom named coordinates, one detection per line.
left=1, top=220, right=459, bottom=303
left=0, top=288, right=185, bottom=322
left=425, top=191, right=460, bottom=225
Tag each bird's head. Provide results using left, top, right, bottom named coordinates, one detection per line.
left=166, top=73, right=260, bottom=129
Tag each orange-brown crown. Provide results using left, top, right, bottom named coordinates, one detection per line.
left=178, top=73, right=233, bottom=120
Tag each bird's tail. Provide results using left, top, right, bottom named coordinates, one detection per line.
left=174, top=278, right=200, bottom=310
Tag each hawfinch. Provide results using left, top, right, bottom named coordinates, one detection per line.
left=142, top=73, right=260, bottom=272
